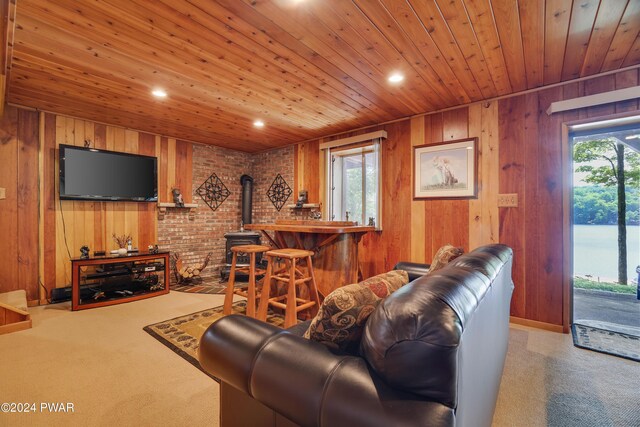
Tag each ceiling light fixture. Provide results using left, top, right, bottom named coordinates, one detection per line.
left=151, top=88, right=167, bottom=98
left=388, top=72, right=404, bottom=83
left=253, top=120, right=265, bottom=128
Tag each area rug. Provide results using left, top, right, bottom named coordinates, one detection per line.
left=144, top=301, right=285, bottom=380
left=571, top=323, right=640, bottom=362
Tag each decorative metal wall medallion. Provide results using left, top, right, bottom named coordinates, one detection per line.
left=267, top=174, right=292, bottom=211
left=197, top=173, right=230, bottom=211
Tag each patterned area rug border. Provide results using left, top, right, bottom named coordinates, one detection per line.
left=571, top=323, right=640, bottom=362
left=143, top=301, right=285, bottom=380
left=144, top=321, right=220, bottom=382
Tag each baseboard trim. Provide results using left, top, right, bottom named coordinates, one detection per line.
left=0, top=319, right=32, bottom=335
left=510, top=316, right=564, bottom=333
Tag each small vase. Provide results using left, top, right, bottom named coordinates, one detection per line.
left=117, top=248, right=128, bottom=256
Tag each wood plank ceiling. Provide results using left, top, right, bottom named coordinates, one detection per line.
left=5, top=0, right=640, bottom=152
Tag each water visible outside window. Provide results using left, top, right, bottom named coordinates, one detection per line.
left=574, top=225, right=639, bottom=281
left=572, top=128, right=640, bottom=334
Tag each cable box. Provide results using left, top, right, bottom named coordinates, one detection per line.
left=131, top=262, right=164, bottom=273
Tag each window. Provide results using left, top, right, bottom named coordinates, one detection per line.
left=323, top=137, right=382, bottom=228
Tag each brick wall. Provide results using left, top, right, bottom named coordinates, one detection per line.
left=158, top=143, right=251, bottom=284
left=251, top=145, right=298, bottom=224
left=158, top=143, right=299, bottom=284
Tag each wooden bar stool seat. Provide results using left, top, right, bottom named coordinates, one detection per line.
left=257, top=248, right=321, bottom=328
left=223, top=244, right=270, bottom=317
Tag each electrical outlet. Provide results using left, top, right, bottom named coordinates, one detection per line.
left=497, top=193, right=518, bottom=207
left=0, top=187, right=5, bottom=200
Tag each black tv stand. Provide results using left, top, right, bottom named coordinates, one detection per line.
left=71, top=252, right=169, bottom=310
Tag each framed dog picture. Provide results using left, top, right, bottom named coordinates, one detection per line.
left=413, top=137, right=478, bottom=199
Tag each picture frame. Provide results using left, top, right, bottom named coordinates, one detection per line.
left=413, top=137, right=478, bottom=199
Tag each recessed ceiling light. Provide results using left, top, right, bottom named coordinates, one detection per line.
left=151, top=88, right=167, bottom=98
left=253, top=120, right=265, bottom=128
left=388, top=72, right=404, bottom=83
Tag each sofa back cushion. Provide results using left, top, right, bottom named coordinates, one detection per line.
left=360, top=245, right=512, bottom=408
left=303, top=270, right=408, bottom=353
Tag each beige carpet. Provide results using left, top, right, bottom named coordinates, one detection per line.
left=0, top=292, right=226, bottom=427
left=1, top=294, right=639, bottom=427
left=493, top=324, right=640, bottom=427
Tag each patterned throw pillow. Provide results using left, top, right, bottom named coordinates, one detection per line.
left=427, top=244, right=464, bottom=274
left=303, top=270, right=409, bottom=352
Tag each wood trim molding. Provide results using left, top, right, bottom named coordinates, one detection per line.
left=0, top=300, right=29, bottom=316
left=561, top=124, right=572, bottom=334
left=38, top=112, right=46, bottom=304
left=0, top=318, right=32, bottom=335
left=510, top=316, right=565, bottom=333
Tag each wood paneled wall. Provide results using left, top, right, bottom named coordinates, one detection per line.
left=296, top=104, right=500, bottom=280
left=0, top=107, right=39, bottom=303
left=0, top=106, right=194, bottom=304
left=499, top=68, right=639, bottom=327
left=294, top=139, right=321, bottom=204
left=296, top=69, right=639, bottom=328
left=41, top=114, right=193, bottom=297
left=1, top=69, right=637, bottom=323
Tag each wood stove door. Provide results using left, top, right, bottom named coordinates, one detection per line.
left=226, top=238, right=262, bottom=265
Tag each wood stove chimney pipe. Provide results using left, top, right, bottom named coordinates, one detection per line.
left=240, top=175, right=254, bottom=225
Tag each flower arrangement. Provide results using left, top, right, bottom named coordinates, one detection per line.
left=112, top=233, right=132, bottom=249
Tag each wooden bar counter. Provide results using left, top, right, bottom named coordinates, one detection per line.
left=244, top=220, right=374, bottom=297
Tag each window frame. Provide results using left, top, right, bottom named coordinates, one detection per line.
left=323, top=138, right=383, bottom=230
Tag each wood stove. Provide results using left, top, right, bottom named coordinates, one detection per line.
left=220, top=174, right=266, bottom=281
left=224, top=232, right=262, bottom=265
left=220, top=231, right=263, bottom=281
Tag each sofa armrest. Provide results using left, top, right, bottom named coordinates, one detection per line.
left=199, top=315, right=453, bottom=427
left=199, top=314, right=345, bottom=425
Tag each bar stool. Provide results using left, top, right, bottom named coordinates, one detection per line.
left=257, top=248, right=321, bottom=328
left=223, top=244, right=270, bottom=317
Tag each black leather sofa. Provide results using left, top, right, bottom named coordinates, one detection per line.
left=199, top=244, right=514, bottom=427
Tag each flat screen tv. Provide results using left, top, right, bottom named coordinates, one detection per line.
left=59, top=144, right=158, bottom=202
